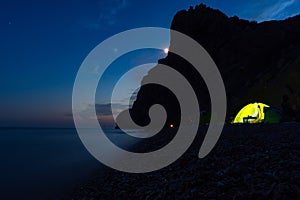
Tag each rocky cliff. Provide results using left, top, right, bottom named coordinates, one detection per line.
left=119, top=4, right=300, bottom=126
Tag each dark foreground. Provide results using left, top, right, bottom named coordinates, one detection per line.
left=70, top=123, right=300, bottom=199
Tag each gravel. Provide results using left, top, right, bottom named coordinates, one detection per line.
left=70, top=123, right=300, bottom=200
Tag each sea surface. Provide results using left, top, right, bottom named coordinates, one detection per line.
left=0, top=128, right=136, bottom=200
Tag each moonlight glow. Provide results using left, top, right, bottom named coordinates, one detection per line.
left=164, top=48, right=169, bottom=54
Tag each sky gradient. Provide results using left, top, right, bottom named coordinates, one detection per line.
left=1, top=0, right=300, bottom=127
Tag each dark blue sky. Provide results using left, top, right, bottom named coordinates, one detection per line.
left=1, top=0, right=299, bottom=127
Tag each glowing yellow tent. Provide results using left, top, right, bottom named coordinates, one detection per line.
left=232, top=103, right=270, bottom=124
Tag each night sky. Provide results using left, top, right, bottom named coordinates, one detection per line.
left=1, top=0, right=300, bottom=127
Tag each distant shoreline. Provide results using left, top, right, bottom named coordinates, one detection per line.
left=0, top=126, right=76, bottom=129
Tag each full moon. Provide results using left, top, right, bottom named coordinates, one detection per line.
left=164, top=48, right=169, bottom=54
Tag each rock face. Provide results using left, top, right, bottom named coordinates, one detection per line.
left=120, top=4, right=300, bottom=126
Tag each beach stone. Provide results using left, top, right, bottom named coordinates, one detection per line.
left=70, top=123, right=300, bottom=199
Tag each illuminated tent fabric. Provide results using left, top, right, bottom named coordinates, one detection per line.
left=232, top=103, right=284, bottom=124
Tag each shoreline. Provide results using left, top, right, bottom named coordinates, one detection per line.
left=69, top=123, right=300, bottom=199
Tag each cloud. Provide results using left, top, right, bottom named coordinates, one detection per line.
left=71, top=102, right=129, bottom=127
left=82, top=0, right=129, bottom=30
left=255, top=0, right=296, bottom=22
left=95, top=103, right=128, bottom=116
left=64, top=113, right=73, bottom=117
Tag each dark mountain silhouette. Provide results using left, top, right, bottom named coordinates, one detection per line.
left=117, top=4, right=300, bottom=127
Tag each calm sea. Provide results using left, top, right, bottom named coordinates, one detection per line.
left=0, top=128, right=136, bottom=200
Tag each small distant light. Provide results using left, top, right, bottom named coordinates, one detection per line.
left=164, top=48, right=169, bottom=54
left=170, top=124, right=174, bottom=128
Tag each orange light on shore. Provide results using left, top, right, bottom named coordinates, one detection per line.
left=170, top=124, right=174, bottom=128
